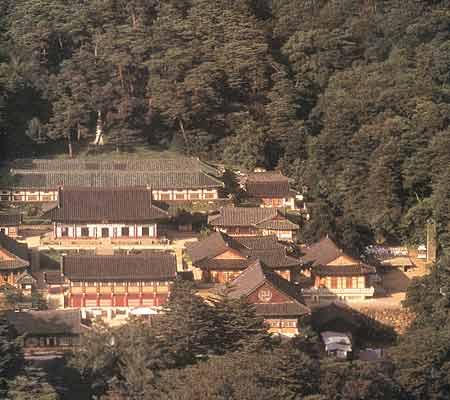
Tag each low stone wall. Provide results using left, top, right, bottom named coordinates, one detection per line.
left=356, top=307, right=415, bottom=335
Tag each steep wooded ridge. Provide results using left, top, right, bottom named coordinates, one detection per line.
left=1, top=0, right=450, bottom=251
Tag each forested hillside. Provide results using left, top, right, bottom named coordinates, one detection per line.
left=1, top=0, right=450, bottom=251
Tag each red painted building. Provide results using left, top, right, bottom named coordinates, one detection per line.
left=45, top=253, right=177, bottom=321
left=228, top=260, right=310, bottom=336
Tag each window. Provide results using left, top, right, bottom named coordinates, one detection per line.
left=189, top=192, right=200, bottom=200
left=142, top=226, right=149, bottom=236
left=0, top=228, right=5, bottom=234
left=282, top=320, right=297, bottom=328
left=101, top=227, right=109, bottom=237
left=204, top=192, right=216, bottom=199
left=61, top=227, right=69, bottom=237
left=81, top=227, right=89, bottom=237
left=175, top=193, right=186, bottom=200
left=121, top=227, right=130, bottom=237
left=0, top=195, right=10, bottom=201
left=346, top=277, right=353, bottom=289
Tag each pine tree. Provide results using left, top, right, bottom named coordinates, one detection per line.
left=0, top=317, right=23, bottom=395
left=208, top=286, right=272, bottom=354
left=154, top=279, right=218, bottom=367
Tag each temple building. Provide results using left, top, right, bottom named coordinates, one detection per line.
left=300, top=237, right=376, bottom=302
left=0, top=213, right=21, bottom=238
left=186, top=232, right=302, bottom=283
left=5, top=309, right=87, bottom=356
left=0, top=157, right=223, bottom=203
left=0, top=232, right=30, bottom=288
left=227, top=260, right=310, bottom=336
left=243, top=171, right=299, bottom=209
left=208, top=207, right=299, bottom=242
left=44, top=253, right=177, bottom=320
left=44, top=187, right=167, bottom=240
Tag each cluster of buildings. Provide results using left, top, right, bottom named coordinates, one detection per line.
left=0, top=157, right=380, bottom=354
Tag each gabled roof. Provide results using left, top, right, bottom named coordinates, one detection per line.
left=245, top=171, right=291, bottom=198
left=0, top=213, right=22, bottom=226
left=300, top=237, right=343, bottom=266
left=186, top=232, right=301, bottom=271
left=5, top=309, right=85, bottom=336
left=228, top=260, right=309, bottom=317
left=45, top=187, right=168, bottom=223
left=208, top=207, right=299, bottom=230
left=301, top=236, right=376, bottom=276
left=0, top=232, right=30, bottom=271
left=185, top=231, right=245, bottom=263
left=62, top=253, right=177, bottom=281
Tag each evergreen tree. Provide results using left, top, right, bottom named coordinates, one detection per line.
left=154, top=279, right=218, bottom=367
left=208, top=286, right=272, bottom=354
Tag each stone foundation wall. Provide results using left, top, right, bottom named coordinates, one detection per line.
left=356, top=307, right=415, bottom=335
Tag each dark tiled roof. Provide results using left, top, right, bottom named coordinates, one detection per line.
left=43, top=271, right=65, bottom=285
left=247, top=248, right=300, bottom=268
left=246, top=172, right=291, bottom=198
left=4, top=157, right=223, bottom=190
left=185, top=232, right=241, bottom=263
left=45, top=187, right=167, bottom=223
left=9, top=170, right=223, bottom=190
left=300, top=237, right=343, bottom=266
left=187, top=232, right=301, bottom=271
left=0, top=213, right=21, bottom=226
left=228, top=260, right=309, bottom=317
left=62, top=254, right=177, bottom=281
left=0, top=232, right=30, bottom=271
left=314, top=264, right=376, bottom=277
left=195, top=258, right=257, bottom=271
left=256, top=218, right=299, bottom=231
left=228, top=259, right=266, bottom=298
left=208, top=207, right=298, bottom=230
left=9, top=157, right=220, bottom=174
left=234, top=235, right=280, bottom=250
left=5, top=309, right=84, bottom=336
left=254, top=302, right=310, bottom=317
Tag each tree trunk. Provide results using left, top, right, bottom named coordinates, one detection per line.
left=94, top=111, right=104, bottom=145
left=68, top=141, right=73, bottom=158
left=178, top=118, right=188, bottom=147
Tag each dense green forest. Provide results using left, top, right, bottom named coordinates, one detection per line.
left=3, top=275, right=449, bottom=400
left=1, top=0, right=450, bottom=251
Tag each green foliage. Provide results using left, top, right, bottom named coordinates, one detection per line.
left=1, top=0, right=450, bottom=250
left=150, top=347, right=319, bottom=400
left=320, top=360, right=404, bottom=400
left=208, top=286, right=272, bottom=354
left=7, top=367, right=59, bottom=400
